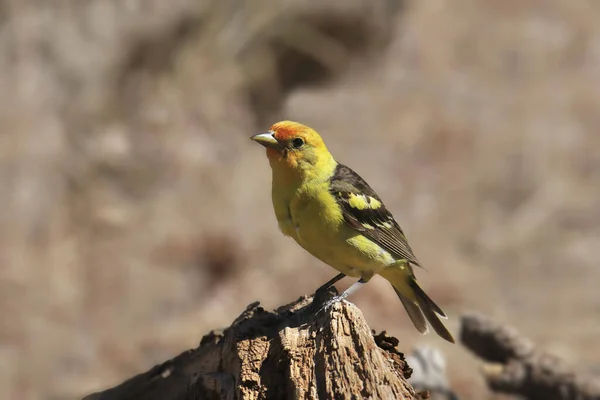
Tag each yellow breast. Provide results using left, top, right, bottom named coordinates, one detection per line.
left=271, top=175, right=396, bottom=279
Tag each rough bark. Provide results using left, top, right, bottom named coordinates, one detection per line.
left=460, top=312, right=600, bottom=400
left=84, top=293, right=419, bottom=400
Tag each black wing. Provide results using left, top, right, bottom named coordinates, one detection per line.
left=329, top=164, right=423, bottom=268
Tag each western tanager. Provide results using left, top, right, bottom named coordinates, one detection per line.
left=251, top=121, right=454, bottom=343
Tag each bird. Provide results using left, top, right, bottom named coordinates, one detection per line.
left=250, top=120, right=454, bottom=343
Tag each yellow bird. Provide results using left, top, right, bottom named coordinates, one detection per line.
left=251, top=121, right=454, bottom=343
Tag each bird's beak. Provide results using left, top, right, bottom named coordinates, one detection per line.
left=250, top=132, right=279, bottom=149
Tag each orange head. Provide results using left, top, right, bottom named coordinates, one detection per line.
left=250, top=121, right=335, bottom=178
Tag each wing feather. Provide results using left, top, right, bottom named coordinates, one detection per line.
left=329, top=164, right=423, bottom=268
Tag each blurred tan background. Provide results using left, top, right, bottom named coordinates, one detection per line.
left=1, top=0, right=599, bottom=399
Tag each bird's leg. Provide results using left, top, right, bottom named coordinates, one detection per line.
left=318, top=277, right=368, bottom=312
left=314, top=272, right=346, bottom=295
left=313, top=272, right=346, bottom=305
left=334, top=278, right=367, bottom=301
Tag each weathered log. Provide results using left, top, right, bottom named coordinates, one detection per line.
left=460, top=312, right=600, bottom=400
left=84, top=293, right=421, bottom=400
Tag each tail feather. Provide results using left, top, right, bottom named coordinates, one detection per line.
left=411, top=280, right=455, bottom=343
left=383, top=266, right=455, bottom=343
left=410, top=279, right=447, bottom=318
left=394, top=288, right=428, bottom=334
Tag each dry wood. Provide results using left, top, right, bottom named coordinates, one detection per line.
left=460, top=312, right=600, bottom=400
left=84, top=293, right=420, bottom=400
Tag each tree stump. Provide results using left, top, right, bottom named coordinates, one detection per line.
left=84, top=293, right=419, bottom=400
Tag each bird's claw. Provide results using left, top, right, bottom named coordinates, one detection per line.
left=315, top=293, right=349, bottom=316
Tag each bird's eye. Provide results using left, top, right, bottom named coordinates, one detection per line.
left=292, top=138, right=304, bottom=148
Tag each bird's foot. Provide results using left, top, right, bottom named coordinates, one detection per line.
left=312, top=273, right=345, bottom=300
left=316, top=292, right=350, bottom=315
left=313, top=286, right=335, bottom=303
left=313, top=278, right=365, bottom=316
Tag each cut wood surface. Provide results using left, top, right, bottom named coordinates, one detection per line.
left=84, top=292, right=420, bottom=400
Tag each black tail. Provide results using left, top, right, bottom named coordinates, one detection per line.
left=394, top=288, right=428, bottom=334
left=410, top=280, right=455, bottom=343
